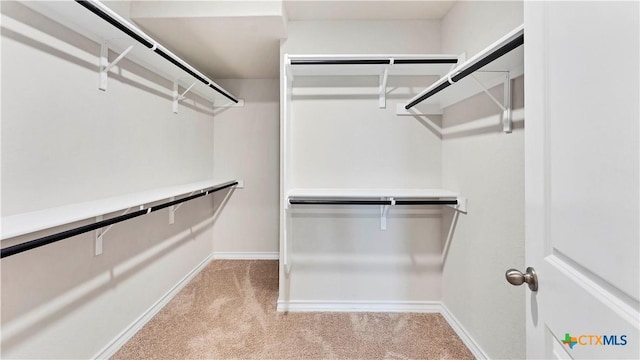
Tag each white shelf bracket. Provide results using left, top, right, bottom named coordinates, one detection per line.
left=173, top=81, right=198, bottom=114
left=449, top=196, right=467, bottom=214
left=470, top=72, right=512, bottom=134
left=99, top=42, right=135, bottom=91
left=380, top=197, right=395, bottom=230
left=169, top=191, right=197, bottom=224
left=212, top=99, right=245, bottom=109
left=95, top=208, right=131, bottom=256
left=379, top=68, right=389, bottom=109
left=95, top=215, right=104, bottom=256
left=502, top=72, right=512, bottom=133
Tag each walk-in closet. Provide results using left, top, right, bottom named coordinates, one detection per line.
left=2, top=1, right=638, bottom=359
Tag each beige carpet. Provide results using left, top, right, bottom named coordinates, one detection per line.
left=112, top=260, right=474, bottom=360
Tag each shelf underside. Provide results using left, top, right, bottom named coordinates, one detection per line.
left=1, top=179, right=237, bottom=241
left=287, top=188, right=459, bottom=199
left=287, top=55, right=460, bottom=78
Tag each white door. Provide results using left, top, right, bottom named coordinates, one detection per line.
left=524, top=1, right=639, bottom=359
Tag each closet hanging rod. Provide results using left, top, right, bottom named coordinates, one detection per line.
left=404, top=32, right=524, bottom=110
left=290, top=199, right=391, bottom=205
left=395, top=200, right=458, bottom=205
left=394, top=59, right=458, bottom=64
left=290, top=58, right=459, bottom=66
left=0, top=181, right=238, bottom=259
left=75, top=0, right=238, bottom=104
left=289, top=199, right=458, bottom=206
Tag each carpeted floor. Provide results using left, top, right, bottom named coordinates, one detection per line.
left=112, top=260, right=474, bottom=359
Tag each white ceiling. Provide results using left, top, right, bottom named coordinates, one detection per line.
left=129, top=1, right=456, bottom=79
left=285, top=1, right=455, bottom=21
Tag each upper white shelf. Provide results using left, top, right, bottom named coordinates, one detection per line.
left=287, top=188, right=460, bottom=199
left=401, top=24, right=524, bottom=114
left=1, top=179, right=238, bottom=241
left=21, top=0, right=239, bottom=107
left=286, top=54, right=460, bottom=77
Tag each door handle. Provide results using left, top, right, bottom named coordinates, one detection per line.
left=505, top=267, right=538, bottom=292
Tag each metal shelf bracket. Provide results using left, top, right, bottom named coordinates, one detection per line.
left=99, top=41, right=135, bottom=91
left=169, top=191, right=198, bottom=224
left=470, top=71, right=512, bottom=134
left=450, top=196, right=468, bottom=214
left=95, top=207, right=131, bottom=256
left=212, top=98, right=245, bottom=109
left=380, top=197, right=395, bottom=230
left=173, top=81, right=198, bottom=114
left=379, top=67, right=389, bottom=108
left=502, top=72, right=512, bottom=133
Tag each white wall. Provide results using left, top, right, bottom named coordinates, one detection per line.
left=283, top=20, right=441, bottom=55
left=1, top=2, right=224, bottom=358
left=441, top=1, right=524, bottom=59
left=280, top=20, right=447, bottom=305
left=440, top=2, right=525, bottom=359
left=1, top=2, right=216, bottom=215
left=289, top=76, right=442, bottom=189
left=211, top=79, right=280, bottom=255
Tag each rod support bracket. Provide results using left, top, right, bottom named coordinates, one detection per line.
left=502, top=72, right=512, bottom=133
left=213, top=99, right=245, bottom=108
left=470, top=72, right=512, bottom=134
left=380, top=197, right=395, bottom=230
left=379, top=68, right=389, bottom=108
left=173, top=81, right=198, bottom=114
left=99, top=41, right=135, bottom=91
left=95, top=208, right=131, bottom=256
left=95, top=215, right=104, bottom=256
left=449, top=196, right=467, bottom=214
left=169, top=191, right=198, bottom=224
left=169, top=196, right=176, bottom=224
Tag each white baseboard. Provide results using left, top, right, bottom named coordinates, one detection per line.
left=212, top=251, right=279, bottom=260
left=440, top=304, right=488, bottom=360
left=92, top=253, right=216, bottom=359
left=277, top=300, right=442, bottom=313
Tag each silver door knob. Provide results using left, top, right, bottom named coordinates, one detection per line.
left=505, top=267, right=538, bottom=292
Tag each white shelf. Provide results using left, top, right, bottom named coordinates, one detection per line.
left=286, top=54, right=460, bottom=77
left=282, top=187, right=467, bottom=266
left=401, top=24, right=524, bottom=114
left=287, top=188, right=466, bottom=213
left=21, top=0, right=238, bottom=106
left=287, top=188, right=460, bottom=199
left=1, top=179, right=238, bottom=241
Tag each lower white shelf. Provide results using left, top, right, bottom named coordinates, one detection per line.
left=286, top=188, right=466, bottom=212
left=1, top=179, right=238, bottom=241
left=281, top=187, right=467, bottom=272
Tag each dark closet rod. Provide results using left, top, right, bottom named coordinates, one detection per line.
left=290, top=58, right=459, bottom=66
left=0, top=181, right=238, bottom=259
left=75, top=0, right=238, bottom=104
left=404, top=33, right=524, bottom=110
left=289, top=199, right=458, bottom=206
